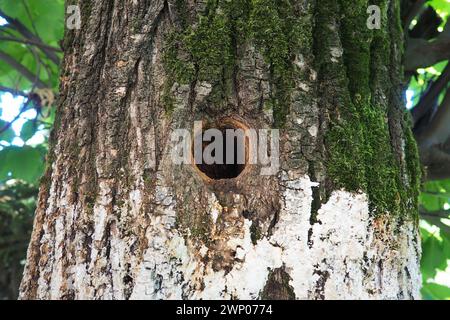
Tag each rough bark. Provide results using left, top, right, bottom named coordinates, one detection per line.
left=19, top=0, right=421, bottom=300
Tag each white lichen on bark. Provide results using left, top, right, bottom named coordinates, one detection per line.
left=128, top=173, right=421, bottom=300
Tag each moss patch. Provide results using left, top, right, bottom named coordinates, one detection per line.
left=162, top=0, right=306, bottom=127
left=317, top=0, right=420, bottom=218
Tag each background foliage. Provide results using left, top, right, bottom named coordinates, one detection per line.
left=0, top=0, right=63, bottom=299
left=408, top=0, right=450, bottom=300
left=0, top=0, right=449, bottom=300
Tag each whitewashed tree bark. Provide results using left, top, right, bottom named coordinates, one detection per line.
left=19, top=0, right=422, bottom=300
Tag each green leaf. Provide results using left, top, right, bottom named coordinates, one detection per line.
left=420, top=226, right=433, bottom=242
left=420, top=179, right=450, bottom=211
left=422, top=283, right=450, bottom=300
left=0, top=146, right=44, bottom=183
left=0, top=119, right=16, bottom=142
left=421, top=235, right=447, bottom=280
left=20, top=121, right=36, bottom=142
left=429, top=0, right=450, bottom=24
left=443, top=234, right=450, bottom=258
left=0, top=0, right=64, bottom=92
left=1, top=0, right=63, bottom=41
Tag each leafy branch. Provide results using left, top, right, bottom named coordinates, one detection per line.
left=403, top=0, right=450, bottom=181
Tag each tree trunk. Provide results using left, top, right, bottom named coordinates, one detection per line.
left=19, top=0, right=422, bottom=300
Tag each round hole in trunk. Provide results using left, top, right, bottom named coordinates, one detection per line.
left=193, top=119, right=249, bottom=180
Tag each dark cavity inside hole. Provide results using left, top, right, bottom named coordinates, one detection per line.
left=195, top=125, right=247, bottom=180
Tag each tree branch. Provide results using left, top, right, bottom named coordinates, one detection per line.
left=0, top=36, right=62, bottom=52
left=0, top=97, right=33, bottom=134
left=0, top=86, right=28, bottom=97
left=0, top=9, right=60, bottom=65
left=420, top=209, right=450, bottom=219
left=403, top=0, right=428, bottom=33
left=422, top=145, right=450, bottom=180
left=416, top=89, right=450, bottom=149
left=411, top=63, right=450, bottom=126
left=423, top=191, right=450, bottom=198
left=405, top=38, right=450, bottom=71
left=0, top=51, right=46, bottom=88
left=405, top=20, right=450, bottom=71
left=421, top=214, right=450, bottom=235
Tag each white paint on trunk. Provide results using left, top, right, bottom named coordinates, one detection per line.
left=192, top=221, right=283, bottom=300
left=25, top=156, right=420, bottom=300
left=129, top=173, right=421, bottom=300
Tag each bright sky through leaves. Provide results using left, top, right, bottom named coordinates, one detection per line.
left=0, top=93, right=45, bottom=147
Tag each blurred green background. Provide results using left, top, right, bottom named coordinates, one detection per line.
left=0, top=0, right=450, bottom=300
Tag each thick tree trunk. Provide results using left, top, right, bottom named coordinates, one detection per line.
left=20, top=0, right=422, bottom=300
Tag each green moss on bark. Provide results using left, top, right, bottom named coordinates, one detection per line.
left=315, top=0, right=367, bottom=191
left=317, top=0, right=420, bottom=218
left=162, top=0, right=306, bottom=127
left=250, top=0, right=306, bottom=126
